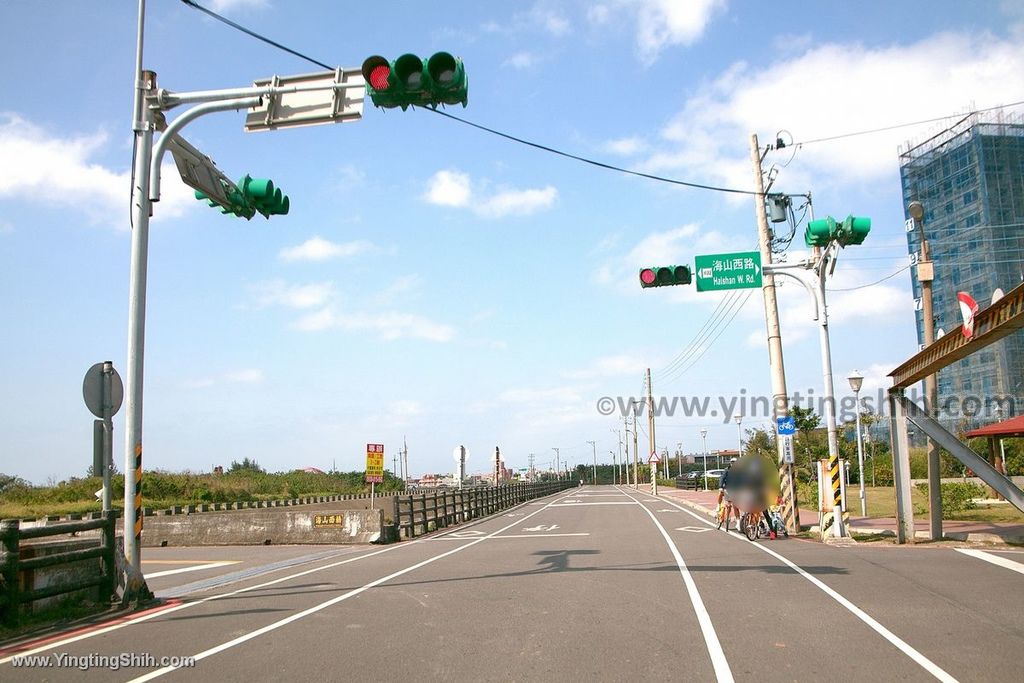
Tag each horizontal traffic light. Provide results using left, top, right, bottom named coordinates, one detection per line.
left=639, top=265, right=692, bottom=288
left=195, top=175, right=289, bottom=220
left=362, top=52, right=468, bottom=110
left=803, top=214, right=871, bottom=247
left=835, top=215, right=871, bottom=246
left=804, top=217, right=835, bottom=248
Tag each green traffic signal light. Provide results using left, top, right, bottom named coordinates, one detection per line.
left=804, top=216, right=835, bottom=247
left=639, top=265, right=691, bottom=288
left=194, top=176, right=289, bottom=220
left=362, top=53, right=467, bottom=110
left=835, top=215, right=871, bottom=246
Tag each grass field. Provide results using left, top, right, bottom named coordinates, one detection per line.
left=858, top=486, right=1024, bottom=523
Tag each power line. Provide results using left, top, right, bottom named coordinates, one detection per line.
left=179, top=0, right=332, bottom=70
left=827, top=264, right=912, bottom=292
left=792, top=100, right=1024, bottom=147
left=660, top=291, right=754, bottom=384
left=179, top=0, right=760, bottom=197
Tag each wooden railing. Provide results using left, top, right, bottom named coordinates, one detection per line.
left=393, top=481, right=576, bottom=539
left=0, top=511, right=117, bottom=626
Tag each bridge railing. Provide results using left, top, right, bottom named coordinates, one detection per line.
left=0, top=511, right=117, bottom=626
left=393, top=480, right=576, bottom=539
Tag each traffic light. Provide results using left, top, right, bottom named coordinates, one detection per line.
left=834, top=215, right=871, bottom=246
left=639, top=265, right=692, bottom=288
left=361, top=52, right=468, bottom=110
left=804, top=216, right=835, bottom=247
left=195, top=176, right=289, bottom=220
left=803, top=215, right=871, bottom=247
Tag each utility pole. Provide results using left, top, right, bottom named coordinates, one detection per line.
left=676, top=442, right=683, bottom=478
left=403, top=436, right=409, bottom=490
left=587, top=440, right=598, bottom=485
left=552, top=447, right=560, bottom=480
left=750, top=132, right=799, bottom=534
left=528, top=452, right=535, bottom=482
left=646, top=369, right=658, bottom=495
left=623, top=416, right=631, bottom=487
left=632, top=406, right=640, bottom=489
left=909, top=201, right=941, bottom=540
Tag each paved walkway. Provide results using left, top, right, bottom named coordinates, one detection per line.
left=658, top=486, right=1024, bottom=544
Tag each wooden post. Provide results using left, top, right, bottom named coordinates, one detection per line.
left=1, top=519, right=21, bottom=626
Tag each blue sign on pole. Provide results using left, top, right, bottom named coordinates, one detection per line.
left=777, top=416, right=796, bottom=436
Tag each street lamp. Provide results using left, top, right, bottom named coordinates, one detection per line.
left=700, top=428, right=709, bottom=491
left=587, top=440, right=597, bottom=486
left=848, top=370, right=867, bottom=517
left=676, top=441, right=683, bottom=477
left=734, top=414, right=743, bottom=459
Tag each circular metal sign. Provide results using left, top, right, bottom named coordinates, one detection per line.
left=83, top=362, right=124, bottom=418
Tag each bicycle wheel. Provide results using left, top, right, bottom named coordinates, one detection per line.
left=745, top=515, right=759, bottom=541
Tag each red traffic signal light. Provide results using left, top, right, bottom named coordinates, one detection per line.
left=639, top=265, right=691, bottom=288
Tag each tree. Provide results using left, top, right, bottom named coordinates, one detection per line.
left=744, top=427, right=775, bottom=459
left=228, top=457, right=265, bottom=473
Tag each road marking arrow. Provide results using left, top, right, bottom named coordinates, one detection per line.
left=523, top=524, right=560, bottom=532
left=676, top=526, right=715, bottom=533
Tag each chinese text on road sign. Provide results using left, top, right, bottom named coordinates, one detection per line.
left=365, top=443, right=384, bottom=483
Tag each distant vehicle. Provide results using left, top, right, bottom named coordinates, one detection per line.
left=706, top=469, right=726, bottom=479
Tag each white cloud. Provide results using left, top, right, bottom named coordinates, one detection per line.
left=224, top=368, right=264, bottom=383
left=477, top=186, right=558, bottom=218
left=499, top=386, right=583, bottom=404
left=279, top=236, right=373, bottom=262
left=423, top=170, right=471, bottom=207
left=603, top=136, right=648, bottom=156
left=423, top=169, right=558, bottom=219
left=634, top=0, right=726, bottom=62
left=640, top=31, right=1024, bottom=190
left=0, top=113, right=194, bottom=227
left=253, top=280, right=335, bottom=309
left=293, top=308, right=455, bottom=342
left=588, top=0, right=725, bottom=64
left=564, top=354, right=650, bottom=380
left=504, top=52, right=539, bottom=69
left=208, top=0, right=267, bottom=12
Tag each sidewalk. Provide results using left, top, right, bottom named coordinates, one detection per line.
left=658, top=486, right=1024, bottom=544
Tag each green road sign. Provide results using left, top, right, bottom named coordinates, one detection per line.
left=694, top=251, right=762, bottom=292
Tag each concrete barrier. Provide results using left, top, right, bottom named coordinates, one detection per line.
left=141, top=508, right=384, bottom=546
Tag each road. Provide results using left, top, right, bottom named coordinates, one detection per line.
left=2, top=486, right=1023, bottom=682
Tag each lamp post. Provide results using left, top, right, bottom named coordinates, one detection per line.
left=587, top=440, right=597, bottom=486
left=700, top=428, right=709, bottom=491
left=848, top=371, right=867, bottom=517
left=734, top=414, right=743, bottom=460
left=909, top=200, right=941, bottom=540
left=676, top=442, right=683, bottom=477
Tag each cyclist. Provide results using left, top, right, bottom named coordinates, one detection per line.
left=716, top=464, right=738, bottom=530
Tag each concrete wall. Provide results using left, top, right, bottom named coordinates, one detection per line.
left=141, top=508, right=385, bottom=547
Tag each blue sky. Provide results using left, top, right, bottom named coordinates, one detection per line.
left=2, top=0, right=1022, bottom=483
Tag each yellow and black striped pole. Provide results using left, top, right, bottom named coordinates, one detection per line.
left=133, top=443, right=143, bottom=545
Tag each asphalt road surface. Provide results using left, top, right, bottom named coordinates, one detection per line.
left=2, top=486, right=1022, bottom=682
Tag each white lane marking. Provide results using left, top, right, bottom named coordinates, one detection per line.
left=444, top=530, right=487, bottom=539
left=0, top=491, right=559, bottom=664
left=144, top=561, right=237, bottom=579
left=523, top=524, right=559, bottom=532
left=550, top=501, right=639, bottom=506
left=128, top=490, right=579, bottom=682
left=955, top=548, right=1024, bottom=575
left=620, top=489, right=733, bottom=683
left=657, top=509, right=680, bottom=513
left=495, top=533, right=591, bottom=539
left=653, top=496, right=959, bottom=683
left=675, top=526, right=714, bottom=533
left=431, top=533, right=591, bottom=541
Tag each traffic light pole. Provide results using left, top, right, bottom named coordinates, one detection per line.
left=763, top=247, right=847, bottom=538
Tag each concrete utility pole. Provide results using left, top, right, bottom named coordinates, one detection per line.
left=909, top=200, right=941, bottom=540
left=632, top=407, right=640, bottom=489
left=587, top=440, right=597, bottom=485
left=552, top=447, right=560, bottom=480
left=528, top=453, right=535, bottom=482
left=676, top=442, right=683, bottom=477
left=646, top=368, right=657, bottom=469
left=750, top=133, right=799, bottom=534
left=623, top=416, right=631, bottom=487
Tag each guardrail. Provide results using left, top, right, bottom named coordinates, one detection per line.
left=0, top=511, right=117, bottom=627
left=393, top=481, right=576, bottom=539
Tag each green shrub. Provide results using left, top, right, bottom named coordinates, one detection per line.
left=915, top=482, right=985, bottom=516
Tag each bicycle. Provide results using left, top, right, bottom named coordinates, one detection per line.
left=739, top=511, right=769, bottom=541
